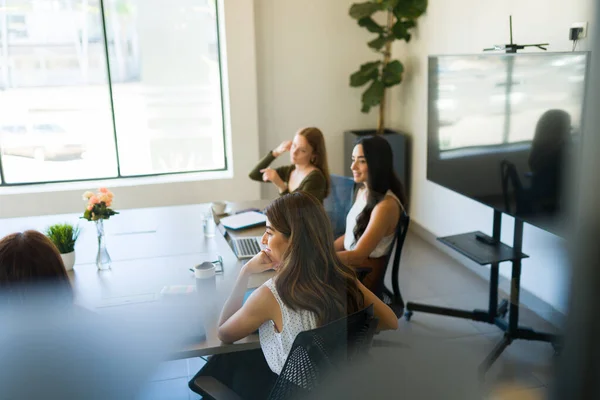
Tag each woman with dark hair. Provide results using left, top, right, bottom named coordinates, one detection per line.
left=335, top=135, right=407, bottom=293
left=0, top=230, right=74, bottom=301
left=249, top=127, right=331, bottom=203
left=190, top=192, right=397, bottom=398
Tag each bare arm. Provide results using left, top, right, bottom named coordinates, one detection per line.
left=218, top=284, right=276, bottom=343
left=217, top=252, right=276, bottom=343
left=357, top=280, right=398, bottom=331
left=334, top=235, right=346, bottom=251
left=337, top=198, right=399, bottom=266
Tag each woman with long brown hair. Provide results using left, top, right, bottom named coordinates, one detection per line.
left=0, top=230, right=74, bottom=302
left=249, top=127, right=331, bottom=203
left=190, top=192, right=397, bottom=398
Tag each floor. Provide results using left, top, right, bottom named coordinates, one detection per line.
left=137, top=232, right=559, bottom=399
left=137, top=356, right=205, bottom=400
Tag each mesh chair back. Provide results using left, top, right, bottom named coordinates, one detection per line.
left=267, top=305, right=377, bottom=400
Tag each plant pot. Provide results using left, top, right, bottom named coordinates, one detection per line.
left=344, top=129, right=411, bottom=208
left=60, top=251, right=76, bottom=271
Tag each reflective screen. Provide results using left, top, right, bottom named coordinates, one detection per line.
left=427, top=52, right=589, bottom=236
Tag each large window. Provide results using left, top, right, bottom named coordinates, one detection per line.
left=0, top=0, right=226, bottom=186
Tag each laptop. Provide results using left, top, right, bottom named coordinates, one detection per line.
left=216, top=220, right=265, bottom=259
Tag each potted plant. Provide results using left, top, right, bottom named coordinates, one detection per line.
left=45, top=223, right=81, bottom=271
left=344, top=0, right=428, bottom=198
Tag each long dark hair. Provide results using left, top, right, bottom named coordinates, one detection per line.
left=264, top=192, right=364, bottom=326
left=0, top=230, right=74, bottom=302
left=298, top=127, right=331, bottom=197
left=353, top=135, right=407, bottom=244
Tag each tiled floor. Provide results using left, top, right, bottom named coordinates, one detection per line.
left=137, top=232, right=559, bottom=399
left=137, top=356, right=205, bottom=400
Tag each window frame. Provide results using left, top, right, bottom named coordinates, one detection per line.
left=0, top=0, right=229, bottom=187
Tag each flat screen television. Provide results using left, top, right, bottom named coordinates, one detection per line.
left=427, top=52, right=590, bottom=236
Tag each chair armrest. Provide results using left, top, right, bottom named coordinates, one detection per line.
left=190, top=376, right=242, bottom=400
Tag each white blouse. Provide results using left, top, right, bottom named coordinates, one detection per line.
left=343, top=189, right=402, bottom=259
left=259, top=278, right=318, bottom=374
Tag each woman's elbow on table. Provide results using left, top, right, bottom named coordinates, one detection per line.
left=217, top=327, right=237, bottom=344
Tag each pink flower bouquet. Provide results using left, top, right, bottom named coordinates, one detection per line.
left=81, top=188, right=119, bottom=221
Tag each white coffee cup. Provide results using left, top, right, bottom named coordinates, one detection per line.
left=194, top=262, right=216, bottom=279
left=211, top=201, right=227, bottom=215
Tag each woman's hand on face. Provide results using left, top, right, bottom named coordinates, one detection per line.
left=243, top=250, right=276, bottom=275
left=272, top=141, right=292, bottom=157
left=260, top=168, right=278, bottom=183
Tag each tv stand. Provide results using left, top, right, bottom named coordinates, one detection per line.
left=404, top=210, right=561, bottom=377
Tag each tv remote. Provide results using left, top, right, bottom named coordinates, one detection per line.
left=475, top=232, right=499, bottom=246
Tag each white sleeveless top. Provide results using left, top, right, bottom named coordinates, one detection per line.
left=343, top=189, right=402, bottom=259
left=259, top=278, right=318, bottom=374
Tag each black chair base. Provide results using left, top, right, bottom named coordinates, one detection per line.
left=405, top=299, right=507, bottom=323
left=405, top=298, right=560, bottom=378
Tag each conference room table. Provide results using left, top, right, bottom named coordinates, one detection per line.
left=0, top=200, right=273, bottom=360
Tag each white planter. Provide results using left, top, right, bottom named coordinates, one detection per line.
left=60, top=251, right=76, bottom=271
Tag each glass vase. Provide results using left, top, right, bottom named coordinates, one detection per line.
left=95, top=219, right=112, bottom=270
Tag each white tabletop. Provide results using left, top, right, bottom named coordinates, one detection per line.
left=0, top=200, right=274, bottom=358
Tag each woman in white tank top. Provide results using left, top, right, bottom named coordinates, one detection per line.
left=335, top=135, right=407, bottom=295
left=190, top=192, right=399, bottom=399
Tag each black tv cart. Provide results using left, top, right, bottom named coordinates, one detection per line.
left=404, top=210, right=560, bottom=376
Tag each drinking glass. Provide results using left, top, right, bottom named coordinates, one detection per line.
left=203, top=211, right=216, bottom=238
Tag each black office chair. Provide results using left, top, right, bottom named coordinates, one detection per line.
left=356, top=211, right=410, bottom=318
left=190, top=305, right=378, bottom=400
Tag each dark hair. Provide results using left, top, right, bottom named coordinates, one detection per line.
left=264, top=192, right=364, bottom=326
left=529, top=109, right=572, bottom=173
left=298, top=127, right=331, bottom=197
left=0, top=230, right=74, bottom=301
left=353, top=135, right=407, bottom=244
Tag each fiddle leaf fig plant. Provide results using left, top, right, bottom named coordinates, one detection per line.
left=349, top=0, right=427, bottom=134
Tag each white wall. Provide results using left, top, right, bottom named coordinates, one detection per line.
left=253, top=0, right=377, bottom=198
left=387, top=0, right=594, bottom=313
left=0, top=0, right=261, bottom=218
